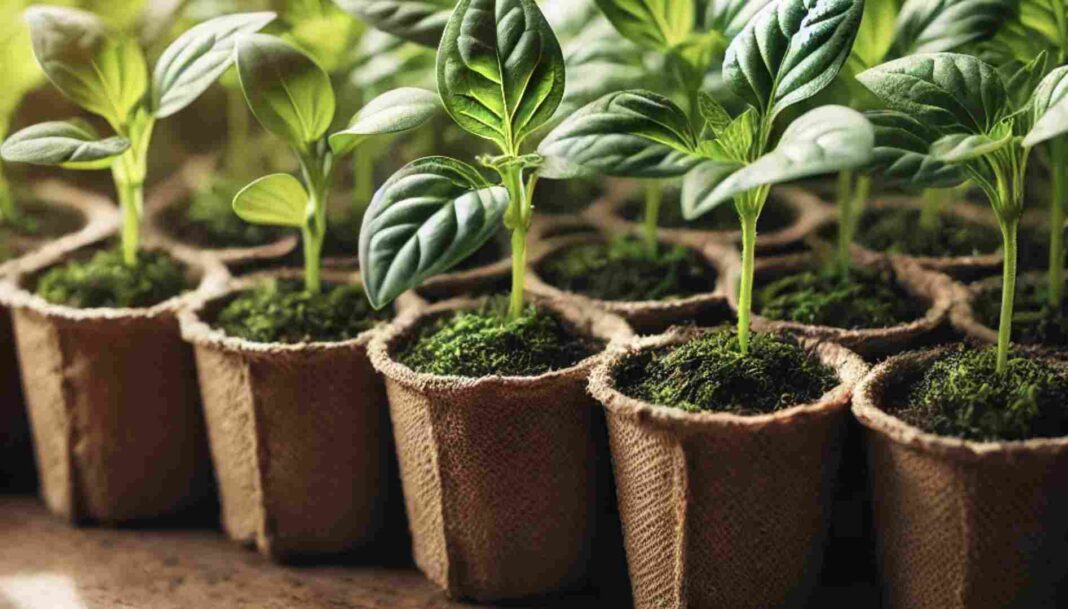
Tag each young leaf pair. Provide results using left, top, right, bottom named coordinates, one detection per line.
left=539, top=0, right=875, bottom=354
left=858, top=52, right=1068, bottom=372
left=229, top=34, right=441, bottom=294
left=0, top=7, right=276, bottom=265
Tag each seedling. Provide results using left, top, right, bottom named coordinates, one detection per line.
left=0, top=7, right=276, bottom=265
left=0, top=0, right=43, bottom=226
left=540, top=0, right=873, bottom=354
left=230, top=34, right=439, bottom=294
left=359, top=0, right=564, bottom=322
left=858, top=52, right=1068, bottom=372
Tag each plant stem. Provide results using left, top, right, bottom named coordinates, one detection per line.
left=738, top=211, right=757, bottom=355
left=919, top=188, right=948, bottom=231
left=643, top=180, right=662, bottom=255
left=298, top=151, right=332, bottom=295
left=353, top=148, right=375, bottom=214
left=110, top=113, right=154, bottom=267
left=996, top=219, right=1018, bottom=374
left=224, top=85, right=250, bottom=180
left=117, top=179, right=143, bottom=265
left=0, top=169, right=16, bottom=225
left=501, top=163, right=531, bottom=321
left=1049, top=138, right=1066, bottom=308
left=835, top=171, right=870, bottom=275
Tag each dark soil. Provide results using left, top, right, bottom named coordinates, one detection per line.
left=756, top=265, right=918, bottom=329
left=537, top=238, right=716, bottom=302
left=214, top=279, right=388, bottom=344
left=621, top=191, right=796, bottom=232
left=0, top=200, right=85, bottom=261
left=35, top=249, right=189, bottom=308
left=163, top=180, right=284, bottom=248
left=615, top=330, right=838, bottom=414
left=531, top=177, right=600, bottom=215
left=852, top=206, right=1000, bottom=257
left=974, top=279, right=1068, bottom=347
left=896, top=345, right=1068, bottom=441
left=398, top=299, right=598, bottom=377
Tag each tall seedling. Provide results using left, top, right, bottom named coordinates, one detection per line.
left=859, top=52, right=1068, bottom=371
left=359, top=0, right=564, bottom=321
left=230, top=34, right=440, bottom=294
left=0, top=7, right=276, bottom=265
left=540, top=0, right=873, bottom=353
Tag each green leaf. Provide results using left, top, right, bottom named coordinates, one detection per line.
left=1003, top=52, right=1050, bottom=113
left=152, top=12, right=276, bottom=119
left=930, top=130, right=1013, bottom=162
left=867, top=110, right=965, bottom=189
left=681, top=160, right=743, bottom=217
left=684, top=105, right=874, bottom=218
left=537, top=90, right=701, bottom=179
left=25, top=6, right=148, bottom=126
left=436, top=0, right=565, bottom=152
left=856, top=53, right=1007, bottom=134
left=699, top=0, right=775, bottom=36
left=698, top=107, right=755, bottom=163
left=1025, top=66, right=1068, bottom=147
left=723, top=0, right=864, bottom=120
left=0, top=119, right=129, bottom=170
left=333, top=0, right=454, bottom=47
left=698, top=91, right=732, bottom=131
left=329, top=87, right=441, bottom=156
left=892, top=0, right=1014, bottom=55
left=594, top=0, right=694, bottom=50
left=235, top=34, right=335, bottom=149
left=359, top=156, right=510, bottom=308
left=232, top=173, right=309, bottom=228
left=851, top=0, right=898, bottom=68
left=558, top=31, right=648, bottom=117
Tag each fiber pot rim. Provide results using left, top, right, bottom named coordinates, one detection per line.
left=526, top=231, right=738, bottom=316
left=589, top=325, right=868, bottom=433
left=180, top=267, right=389, bottom=356
left=369, top=295, right=634, bottom=389
left=852, top=345, right=1068, bottom=460
left=144, top=155, right=299, bottom=264
left=949, top=271, right=1062, bottom=351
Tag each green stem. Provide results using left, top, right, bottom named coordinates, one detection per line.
left=643, top=180, right=662, bottom=255
left=501, top=163, right=531, bottom=321
left=1049, top=139, right=1066, bottom=308
left=0, top=169, right=16, bottom=224
left=835, top=172, right=869, bottom=275
left=353, top=148, right=375, bottom=214
left=920, top=188, right=948, bottom=231
left=110, top=113, right=154, bottom=267
left=298, top=150, right=333, bottom=295
left=996, top=220, right=1018, bottom=374
left=117, top=179, right=143, bottom=265
left=224, top=85, right=250, bottom=180
left=738, top=211, right=757, bottom=355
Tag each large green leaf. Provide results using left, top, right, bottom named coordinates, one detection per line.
left=334, top=0, right=454, bottom=47
left=436, top=0, right=565, bottom=153
left=892, top=0, right=1014, bottom=55
left=683, top=105, right=874, bottom=218
left=235, top=34, right=335, bottom=150
left=232, top=173, right=309, bottom=228
left=680, top=160, right=743, bottom=216
left=699, top=0, right=775, bottom=37
left=723, top=0, right=864, bottom=120
left=25, top=6, right=147, bottom=126
left=594, top=0, right=694, bottom=50
left=856, top=53, right=1007, bottom=134
left=0, top=119, right=129, bottom=170
left=152, top=12, right=276, bottom=119
left=557, top=21, right=648, bottom=117
left=930, top=130, right=1013, bottom=162
left=360, top=156, right=510, bottom=308
left=537, top=90, right=701, bottom=178
left=1025, top=66, right=1068, bottom=147
left=852, top=0, right=899, bottom=68
left=329, top=87, right=441, bottom=155
left=867, top=110, right=964, bottom=188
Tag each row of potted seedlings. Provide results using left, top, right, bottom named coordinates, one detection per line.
left=1, top=0, right=1068, bottom=608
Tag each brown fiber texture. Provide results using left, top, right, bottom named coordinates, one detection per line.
left=735, top=253, right=955, bottom=360
left=143, top=155, right=298, bottom=267
left=369, top=296, right=634, bottom=602
left=588, top=327, right=868, bottom=609
left=853, top=348, right=1068, bottom=609
left=526, top=234, right=738, bottom=335
left=0, top=241, right=224, bottom=523
left=584, top=184, right=831, bottom=254
left=180, top=268, right=393, bottom=561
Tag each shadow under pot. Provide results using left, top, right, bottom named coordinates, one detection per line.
left=526, top=234, right=738, bottom=335
left=179, top=269, right=395, bottom=561
left=143, top=155, right=298, bottom=269
left=737, top=254, right=956, bottom=360
left=952, top=271, right=1068, bottom=353
left=368, top=296, right=633, bottom=602
left=852, top=348, right=1068, bottom=609
left=0, top=242, right=219, bottom=523
left=588, top=327, right=868, bottom=609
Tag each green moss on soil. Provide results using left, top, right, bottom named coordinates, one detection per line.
left=622, top=193, right=796, bottom=232
left=898, top=346, right=1068, bottom=441
left=615, top=330, right=838, bottom=414
left=169, top=179, right=282, bottom=247
left=215, top=279, right=388, bottom=344
left=36, top=249, right=188, bottom=308
left=974, top=280, right=1068, bottom=347
left=854, top=206, right=1000, bottom=257
left=0, top=200, right=85, bottom=262
left=538, top=238, right=716, bottom=302
left=756, top=265, right=917, bottom=329
left=398, top=299, right=598, bottom=377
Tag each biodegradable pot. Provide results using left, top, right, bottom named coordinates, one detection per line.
left=588, top=327, right=869, bottom=609
left=0, top=242, right=223, bottom=523
left=1, top=181, right=119, bottom=491
left=584, top=184, right=831, bottom=254
left=144, top=155, right=298, bottom=267
left=527, top=233, right=738, bottom=335
left=369, top=296, right=634, bottom=602
left=733, top=254, right=956, bottom=360
left=950, top=271, right=1066, bottom=353
left=179, top=268, right=394, bottom=561
left=853, top=348, right=1068, bottom=609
